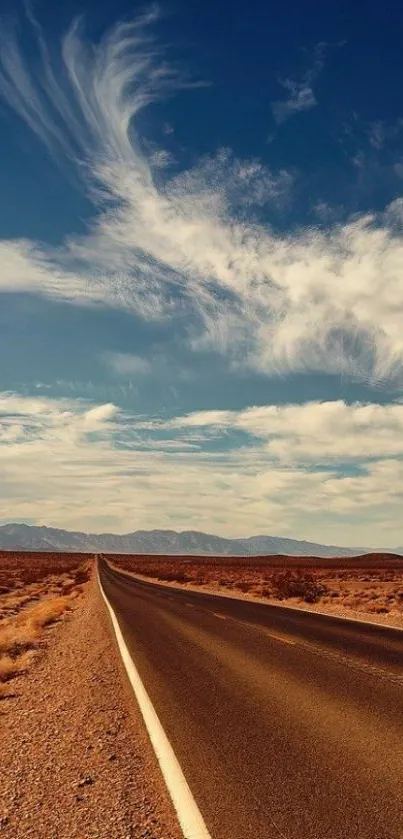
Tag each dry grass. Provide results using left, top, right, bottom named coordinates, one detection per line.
left=0, top=650, right=36, bottom=682
left=0, top=654, right=18, bottom=681
left=0, top=552, right=93, bottom=687
left=0, top=621, right=40, bottom=657
left=108, top=552, right=403, bottom=621
left=28, top=595, right=73, bottom=628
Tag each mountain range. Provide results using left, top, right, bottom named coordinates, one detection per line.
left=1, top=522, right=401, bottom=557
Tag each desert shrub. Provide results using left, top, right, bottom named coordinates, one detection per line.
left=0, top=650, right=35, bottom=682
left=237, top=581, right=253, bottom=593
left=27, top=596, right=72, bottom=628
left=157, top=570, right=191, bottom=584
left=0, top=622, right=40, bottom=656
left=0, top=655, right=18, bottom=682
left=271, top=570, right=327, bottom=603
left=259, top=586, right=273, bottom=598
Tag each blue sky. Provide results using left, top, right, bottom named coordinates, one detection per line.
left=0, top=0, right=403, bottom=546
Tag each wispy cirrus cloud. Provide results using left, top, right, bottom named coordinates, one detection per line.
left=272, top=79, right=316, bottom=125
left=271, top=42, right=327, bottom=125
left=0, top=13, right=402, bottom=390
left=103, top=352, right=152, bottom=376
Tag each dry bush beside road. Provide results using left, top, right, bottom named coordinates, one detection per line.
left=109, top=552, right=403, bottom=625
left=0, top=552, right=92, bottom=692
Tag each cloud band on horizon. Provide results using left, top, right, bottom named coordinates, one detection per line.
left=1, top=391, right=402, bottom=544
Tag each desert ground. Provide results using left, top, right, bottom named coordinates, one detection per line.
left=0, top=550, right=91, bottom=693
left=109, top=551, right=403, bottom=628
left=0, top=551, right=181, bottom=839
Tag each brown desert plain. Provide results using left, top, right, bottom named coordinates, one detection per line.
left=109, top=550, right=403, bottom=629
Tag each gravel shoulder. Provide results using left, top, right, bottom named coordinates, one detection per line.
left=0, top=574, right=182, bottom=839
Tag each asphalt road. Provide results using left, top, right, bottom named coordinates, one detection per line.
left=99, top=559, right=403, bottom=839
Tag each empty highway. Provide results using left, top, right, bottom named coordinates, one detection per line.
left=99, top=559, right=403, bottom=839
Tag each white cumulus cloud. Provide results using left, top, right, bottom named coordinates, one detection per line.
left=162, top=400, right=403, bottom=463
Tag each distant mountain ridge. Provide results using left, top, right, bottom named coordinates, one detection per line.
left=0, top=522, right=398, bottom=557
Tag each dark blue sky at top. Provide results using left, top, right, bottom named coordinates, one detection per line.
left=1, top=0, right=403, bottom=244
left=1, top=0, right=403, bottom=417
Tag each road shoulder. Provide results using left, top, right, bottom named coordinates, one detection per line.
left=0, top=573, right=182, bottom=839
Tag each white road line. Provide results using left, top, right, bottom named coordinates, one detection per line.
left=212, top=613, right=227, bottom=620
left=264, top=631, right=296, bottom=646
left=97, top=568, right=213, bottom=839
left=231, top=616, right=297, bottom=645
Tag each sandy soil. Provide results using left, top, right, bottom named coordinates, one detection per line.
left=0, top=574, right=181, bottom=839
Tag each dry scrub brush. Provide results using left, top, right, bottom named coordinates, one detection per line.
left=0, top=556, right=92, bottom=686
left=0, top=597, right=74, bottom=683
left=0, top=552, right=93, bottom=589
left=270, top=570, right=327, bottom=603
